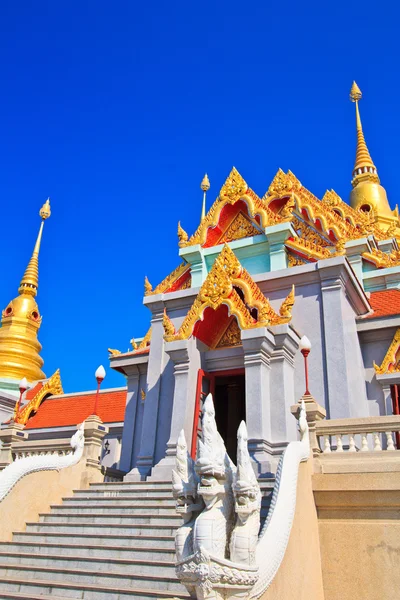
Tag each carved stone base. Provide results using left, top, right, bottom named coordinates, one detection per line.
left=176, top=547, right=258, bottom=600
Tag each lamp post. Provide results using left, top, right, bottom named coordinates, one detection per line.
left=93, top=365, right=106, bottom=417
left=14, top=377, right=28, bottom=421
left=299, top=335, right=312, bottom=396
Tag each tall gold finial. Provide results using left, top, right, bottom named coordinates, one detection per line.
left=18, top=199, right=51, bottom=297
left=0, top=199, right=51, bottom=383
left=349, top=83, right=396, bottom=227
left=200, top=174, right=210, bottom=221
left=349, top=82, right=377, bottom=177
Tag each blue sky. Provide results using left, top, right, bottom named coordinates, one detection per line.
left=1, top=1, right=398, bottom=391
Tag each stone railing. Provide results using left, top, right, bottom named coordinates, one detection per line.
left=316, top=415, right=400, bottom=454
left=12, top=438, right=72, bottom=460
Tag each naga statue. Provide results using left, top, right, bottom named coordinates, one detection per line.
left=172, top=430, right=204, bottom=563
left=0, top=423, right=85, bottom=502
left=173, top=396, right=309, bottom=600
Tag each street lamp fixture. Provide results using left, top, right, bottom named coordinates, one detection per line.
left=299, top=335, right=312, bottom=396
left=93, top=365, right=106, bottom=416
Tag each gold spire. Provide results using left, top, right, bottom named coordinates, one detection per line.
left=18, top=199, right=51, bottom=297
left=349, top=82, right=396, bottom=227
left=0, top=200, right=51, bottom=383
left=349, top=82, right=377, bottom=177
left=200, top=174, right=210, bottom=221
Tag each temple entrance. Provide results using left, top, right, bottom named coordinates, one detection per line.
left=191, top=369, right=246, bottom=461
left=214, top=372, right=246, bottom=463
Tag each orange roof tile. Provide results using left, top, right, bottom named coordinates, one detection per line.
left=25, top=389, right=126, bottom=429
left=366, top=290, right=400, bottom=319
left=25, top=381, right=44, bottom=401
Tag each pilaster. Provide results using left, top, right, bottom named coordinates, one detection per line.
left=150, top=337, right=202, bottom=481
left=241, top=327, right=275, bottom=476
left=264, top=222, right=296, bottom=271
left=179, top=245, right=207, bottom=287
left=81, top=415, right=109, bottom=487
left=318, top=258, right=370, bottom=419
left=269, top=324, right=301, bottom=443
left=127, top=301, right=166, bottom=480
left=343, top=237, right=371, bottom=285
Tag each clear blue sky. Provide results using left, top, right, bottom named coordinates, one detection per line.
left=1, top=1, right=398, bottom=392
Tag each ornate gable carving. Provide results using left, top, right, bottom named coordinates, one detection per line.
left=164, top=245, right=295, bottom=342
left=266, top=169, right=302, bottom=198
left=374, top=329, right=400, bottom=374
left=219, top=212, right=261, bottom=244
left=215, top=318, right=242, bottom=349
left=16, top=369, right=63, bottom=425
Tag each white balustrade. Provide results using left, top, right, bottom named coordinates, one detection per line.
left=317, top=415, right=400, bottom=454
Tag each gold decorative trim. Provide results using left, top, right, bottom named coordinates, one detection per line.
left=285, top=237, right=332, bottom=260
left=362, top=247, right=400, bottom=269
left=108, top=348, right=121, bottom=356
left=137, top=327, right=152, bottom=350
left=144, top=276, right=153, bottom=296
left=164, top=245, right=294, bottom=342
left=373, top=329, right=400, bottom=374
left=287, top=252, right=307, bottom=268
left=16, top=369, right=63, bottom=425
left=147, top=263, right=190, bottom=296
left=162, top=309, right=175, bottom=336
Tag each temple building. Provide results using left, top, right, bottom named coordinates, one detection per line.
left=109, top=82, right=400, bottom=480
left=0, top=83, right=399, bottom=600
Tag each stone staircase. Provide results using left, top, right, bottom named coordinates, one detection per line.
left=0, top=479, right=275, bottom=600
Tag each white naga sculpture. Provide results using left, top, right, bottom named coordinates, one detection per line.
left=173, top=395, right=309, bottom=600
left=0, top=423, right=85, bottom=502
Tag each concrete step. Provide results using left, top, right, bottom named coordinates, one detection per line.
left=25, top=521, right=178, bottom=536
left=0, top=551, right=175, bottom=576
left=62, top=495, right=176, bottom=507
left=0, top=577, right=189, bottom=599
left=12, top=531, right=175, bottom=548
left=90, top=481, right=172, bottom=489
left=50, top=503, right=177, bottom=515
left=0, top=541, right=175, bottom=561
left=41, top=512, right=181, bottom=526
left=73, top=488, right=173, bottom=498
left=0, top=563, right=184, bottom=592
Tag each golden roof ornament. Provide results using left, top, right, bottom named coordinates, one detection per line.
left=144, top=276, right=153, bottom=295
left=201, top=173, right=210, bottom=192
left=162, top=309, right=175, bottom=336
left=177, top=221, right=189, bottom=246
left=220, top=167, right=247, bottom=204
left=200, top=173, right=210, bottom=221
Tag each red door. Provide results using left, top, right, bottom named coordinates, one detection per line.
left=191, top=370, right=215, bottom=458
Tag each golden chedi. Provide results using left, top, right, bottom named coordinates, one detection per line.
left=0, top=199, right=51, bottom=383
left=349, top=81, right=399, bottom=232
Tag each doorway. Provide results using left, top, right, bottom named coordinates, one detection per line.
left=213, top=372, right=246, bottom=463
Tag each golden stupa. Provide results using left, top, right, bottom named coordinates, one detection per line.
left=0, top=199, right=51, bottom=383
left=349, top=81, right=398, bottom=231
